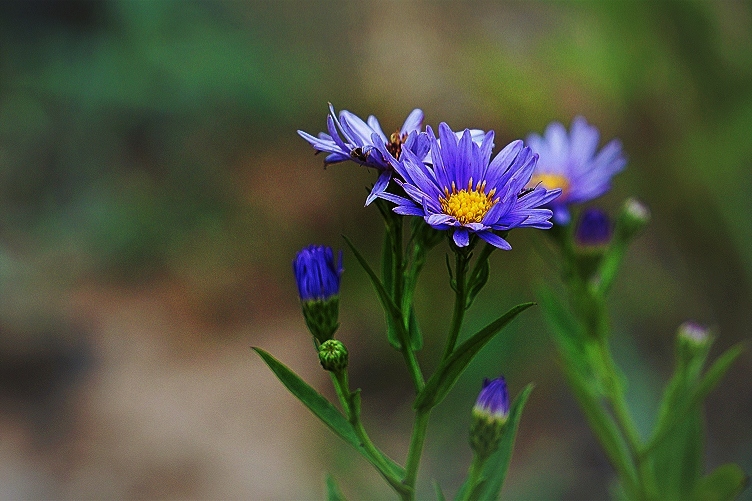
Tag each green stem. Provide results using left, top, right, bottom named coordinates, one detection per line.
left=384, top=214, right=425, bottom=391
left=442, top=250, right=469, bottom=360
left=402, top=408, right=432, bottom=500
left=595, top=338, right=659, bottom=499
left=459, top=453, right=486, bottom=501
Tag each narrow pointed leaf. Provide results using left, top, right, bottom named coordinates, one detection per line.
left=380, top=228, right=401, bottom=349
left=415, top=303, right=534, bottom=411
left=343, top=235, right=407, bottom=350
left=408, top=306, right=424, bottom=351
left=694, top=343, right=744, bottom=403
left=465, top=256, right=490, bottom=310
left=326, top=474, right=347, bottom=501
left=560, top=357, right=640, bottom=497
left=253, top=347, right=404, bottom=478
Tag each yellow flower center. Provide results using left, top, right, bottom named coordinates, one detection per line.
left=528, top=173, right=570, bottom=199
left=439, top=178, right=498, bottom=225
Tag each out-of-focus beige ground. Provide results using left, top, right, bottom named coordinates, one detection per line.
left=0, top=281, right=332, bottom=500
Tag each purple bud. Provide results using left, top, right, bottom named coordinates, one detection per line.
left=575, top=208, right=612, bottom=247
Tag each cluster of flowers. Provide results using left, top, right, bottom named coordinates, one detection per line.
left=292, top=105, right=626, bottom=448
left=298, top=104, right=626, bottom=249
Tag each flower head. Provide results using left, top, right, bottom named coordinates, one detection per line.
left=298, top=104, right=429, bottom=205
left=470, top=376, right=510, bottom=459
left=526, top=116, right=626, bottom=225
left=378, top=123, right=561, bottom=250
left=293, top=245, right=343, bottom=343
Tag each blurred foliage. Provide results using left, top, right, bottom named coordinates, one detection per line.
left=0, top=1, right=750, bottom=499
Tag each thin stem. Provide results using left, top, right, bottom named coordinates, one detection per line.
left=442, top=250, right=469, bottom=360
left=459, top=453, right=486, bottom=501
left=402, top=408, right=432, bottom=500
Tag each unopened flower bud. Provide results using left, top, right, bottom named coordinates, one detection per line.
left=470, top=377, right=510, bottom=460
left=676, top=321, right=713, bottom=371
left=318, top=339, right=349, bottom=373
left=293, top=245, right=343, bottom=344
left=575, top=208, right=612, bottom=248
left=615, top=198, right=650, bottom=243
left=573, top=208, right=612, bottom=279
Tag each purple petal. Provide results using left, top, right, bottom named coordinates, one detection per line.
left=477, top=231, right=512, bottom=250
left=453, top=228, right=470, bottom=247
left=366, top=171, right=392, bottom=206
left=401, top=109, right=424, bottom=134
left=367, top=115, right=388, bottom=142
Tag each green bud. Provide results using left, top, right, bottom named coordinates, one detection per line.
left=676, top=321, right=713, bottom=377
left=301, top=296, right=340, bottom=344
left=318, top=339, right=349, bottom=373
left=614, top=198, right=650, bottom=244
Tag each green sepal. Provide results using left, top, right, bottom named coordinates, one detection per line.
left=414, top=302, right=534, bottom=412
left=455, top=384, right=534, bottom=501
left=301, top=296, right=340, bottom=344
left=343, top=235, right=407, bottom=351
left=325, top=474, right=347, bottom=501
left=693, top=464, right=749, bottom=501
left=253, top=347, right=404, bottom=479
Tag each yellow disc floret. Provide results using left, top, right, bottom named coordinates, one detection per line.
left=528, top=173, right=570, bottom=199
left=439, top=178, right=498, bottom=225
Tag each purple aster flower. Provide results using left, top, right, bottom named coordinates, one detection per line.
left=297, top=104, right=429, bottom=205
left=293, top=245, right=343, bottom=302
left=574, top=207, right=612, bottom=247
left=526, top=116, right=627, bottom=225
left=376, top=123, right=561, bottom=250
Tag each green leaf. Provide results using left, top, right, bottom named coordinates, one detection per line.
left=694, top=464, right=749, bottom=501
left=343, top=235, right=405, bottom=350
left=645, top=343, right=744, bottom=458
left=474, top=384, right=535, bottom=501
left=559, top=356, right=640, bottom=497
left=414, top=302, right=534, bottom=412
left=694, top=343, right=744, bottom=403
left=408, top=306, right=424, bottom=351
left=651, top=406, right=703, bottom=499
left=380, top=225, right=403, bottom=349
left=253, top=347, right=404, bottom=478
left=325, top=474, right=347, bottom=501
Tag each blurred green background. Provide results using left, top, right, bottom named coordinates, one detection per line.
left=0, top=1, right=750, bottom=499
